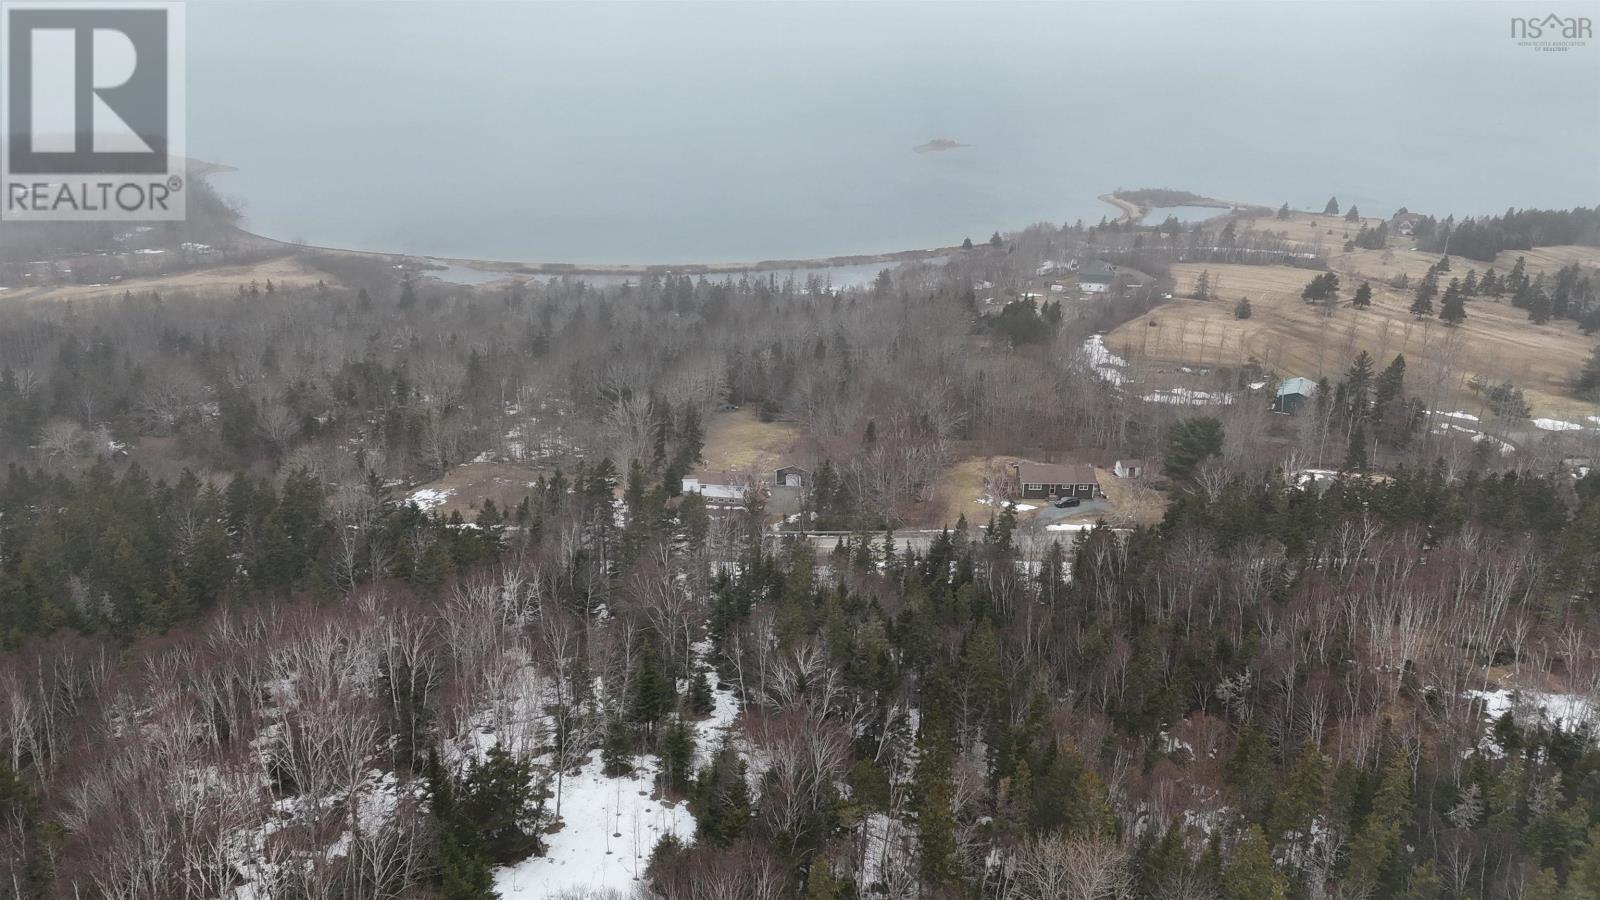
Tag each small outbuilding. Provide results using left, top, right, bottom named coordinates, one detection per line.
left=1273, top=377, right=1318, bottom=415
left=774, top=465, right=811, bottom=488
left=1113, top=459, right=1148, bottom=479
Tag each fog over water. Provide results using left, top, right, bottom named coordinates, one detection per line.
left=187, top=1, right=1600, bottom=264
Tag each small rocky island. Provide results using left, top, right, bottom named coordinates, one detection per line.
left=913, top=137, right=968, bottom=153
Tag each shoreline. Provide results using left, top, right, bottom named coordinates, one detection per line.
left=222, top=177, right=1246, bottom=281
left=1097, top=192, right=1267, bottom=226
left=238, top=227, right=969, bottom=280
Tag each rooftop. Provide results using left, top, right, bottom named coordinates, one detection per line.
left=1278, top=377, right=1319, bottom=397
left=1013, top=461, right=1098, bottom=485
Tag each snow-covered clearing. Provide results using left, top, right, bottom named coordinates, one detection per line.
left=494, top=645, right=741, bottom=899
left=495, top=750, right=691, bottom=898
left=1468, top=687, right=1598, bottom=757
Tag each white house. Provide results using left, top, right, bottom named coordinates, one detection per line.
left=682, top=471, right=756, bottom=501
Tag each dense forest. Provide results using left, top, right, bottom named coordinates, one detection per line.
left=2, top=211, right=1600, bottom=900
left=1416, top=208, right=1600, bottom=262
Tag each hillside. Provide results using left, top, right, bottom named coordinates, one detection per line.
left=1106, top=213, right=1600, bottom=422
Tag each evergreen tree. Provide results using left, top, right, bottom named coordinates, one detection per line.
left=461, top=744, right=545, bottom=865
left=693, top=742, right=751, bottom=846
left=1324, top=197, right=1340, bottom=216
left=1345, top=421, right=1370, bottom=472
left=1222, top=825, right=1287, bottom=900
left=1277, top=202, right=1291, bottom=219
left=989, top=231, right=1003, bottom=247
left=1352, top=281, right=1374, bottom=308
left=1346, top=754, right=1413, bottom=897
left=1410, top=273, right=1438, bottom=318
left=961, top=236, right=973, bottom=250
left=424, top=750, right=497, bottom=900
left=1440, top=278, right=1467, bottom=325
left=1270, top=742, right=1329, bottom=847
left=1346, top=205, right=1360, bottom=222
left=1578, top=345, right=1600, bottom=396
left=1164, top=417, right=1225, bottom=482
left=917, top=773, right=960, bottom=887
left=1224, top=724, right=1275, bottom=819
left=1234, top=297, right=1252, bottom=319
left=659, top=716, right=695, bottom=795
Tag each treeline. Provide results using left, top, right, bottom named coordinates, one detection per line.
left=1416, top=207, right=1600, bottom=261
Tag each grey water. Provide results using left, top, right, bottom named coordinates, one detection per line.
left=187, top=1, right=1600, bottom=265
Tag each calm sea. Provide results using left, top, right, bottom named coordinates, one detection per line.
left=187, top=1, right=1600, bottom=264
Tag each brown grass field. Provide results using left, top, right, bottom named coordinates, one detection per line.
left=1235, top=210, right=1388, bottom=250
left=8, top=255, right=329, bottom=304
left=403, top=462, right=547, bottom=519
left=1110, top=254, right=1600, bottom=421
left=700, top=408, right=806, bottom=475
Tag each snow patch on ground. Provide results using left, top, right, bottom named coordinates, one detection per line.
left=1080, top=334, right=1127, bottom=385
left=1432, top=410, right=1481, bottom=423
left=1469, top=687, right=1598, bottom=738
left=1142, top=388, right=1234, bottom=406
left=977, top=495, right=1036, bottom=512
left=1045, top=522, right=1095, bottom=533
left=1533, top=418, right=1584, bottom=432
left=1290, top=468, right=1340, bottom=487
left=407, top=487, right=453, bottom=510
left=1432, top=423, right=1515, bottom=455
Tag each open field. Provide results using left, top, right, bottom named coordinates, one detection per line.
left=403, top=462, right=547, bottom=519
left=1333, top=244, right=1600, bottom=289
left=6, top=255, right=330, bottom=303
left=1234, top=209, right=1388, bottom=248
left=700, top=409, right=806, bottom=474
left=1112, top=261, right=1600, bottom=421
left=1094, top=469, right=1167, bottom=526
left=927, top=455, right=1015, bottom=527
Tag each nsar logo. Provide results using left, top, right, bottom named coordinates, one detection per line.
left=1510, top=13, right=1593, bottom=51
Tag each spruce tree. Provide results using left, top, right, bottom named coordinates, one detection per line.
left=1324, top=197, right=1340, bottom=216
left=1578, top=345, right=1600, bottom=395
left=1410, top=273, right=1437, bottom=318
left=1440, top=279, right=1467, bottom=325
left=1163, top=417, right=1225, bottom=482
left=1221, top=825, right=1287, bottom=900
left=1345, top=422, right=1370, bottom=471
left=659, top=716, right=695, bottom=795
left=1270, top=742, right=1329, bottom=846
left=1352, top=281, right=1374, bottom=308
